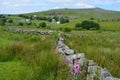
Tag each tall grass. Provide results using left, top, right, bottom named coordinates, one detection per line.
left=65, top=31, right=120, bottom=77
left=0, top=28, right=69, bottom=80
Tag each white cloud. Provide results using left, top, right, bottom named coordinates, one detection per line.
left=1, top=1, right=20, bottom=7
left=2, top=1, right=10, bottom=5
left=21, top=0, right=31, bottom=2
left=53, top=6, right=60, bottom=9
left=13, top=4, right=21, bottom=7
left=49, top=0, right=72, bottom=3
left=24, top=3, right=46, bottom=6
left=1, top=0, right=44, bottom=8
left=86, top=0, right=120, bottom=4
left=75, top=3, right=95, bottom=8
left=0, top=0, right=120, bottom=14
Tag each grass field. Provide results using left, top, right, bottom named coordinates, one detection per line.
left=100, top=21, right=120, bottom=31
left=0, top=27, right=69, bottom=80
left=51, top=19, right=120, bottom=31
left=0, top=7, right=120, bottom=79
left=65, top=30, right=120, bottom=77
left=2, top=8, right=120, bottom=31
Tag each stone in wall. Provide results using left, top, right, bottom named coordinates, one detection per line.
left=57, top=48, right=65, bottom=55
left=105, top=77, right=120, bottom=80
left=64, top=49, right=74, bottom=55
left=88, top=60, right=95, bottom=66
left=100, top=68, right=113, bottom=80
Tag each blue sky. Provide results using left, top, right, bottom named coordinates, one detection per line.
left=0, top=0, right=120, bottom=14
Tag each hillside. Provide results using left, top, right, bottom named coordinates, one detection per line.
left=25, top=8, right=120, bottom=19
left=0, top=8, right=120, bottom=31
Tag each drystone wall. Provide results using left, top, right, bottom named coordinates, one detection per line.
left=7, top=27, right=52, bottom=36
left=56, top=35, right=120, bottom=80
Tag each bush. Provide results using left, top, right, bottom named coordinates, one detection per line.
left=39, top=22, right=46, bottom=28
left=75, top=20, right=100, bottom=30
left=0, top=18, right=6, bottom=26
left=75, top=23, right=81, bottom=28
left=60, top=18, right=69, bottom=24
left=8, top=19, right=13, bottom=23
left=18, top=22, right=24, bottom=26
left=26, top=22, right=32, bottom=26
left=63, top=27, right=72, bottom=32
left=75, top=23, right=82, bottom=30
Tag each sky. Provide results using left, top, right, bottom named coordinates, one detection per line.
left=0, top=0, right=120, bottom=14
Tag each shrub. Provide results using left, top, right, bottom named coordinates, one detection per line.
left=60, top=18, right=69, bottom=24
left=75, top=23, right=83, bottom=30
left=26, top=22, right=32, bottom=26
left=8, top=19, right=13, bottom=23
left=79, top=20, right=100, bottom=30
left=75, top=23, right=81, bottom=28
left=0, top=18, right=6, bottom=26
left=63, top=27, right=72, bottom=32
left=18, top=22, right=24, bottom=26
left=39, top=22, right=46, bottom=28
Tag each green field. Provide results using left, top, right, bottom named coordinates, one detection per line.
left=0, top=8, right=120, bottom=79
left=0, top=27, right=69, bottom=80
left=1, top=8, right=120, bottom=31
left=100, top=22, right=120, bottom=30
left=65, top=30, right=120, bottom=77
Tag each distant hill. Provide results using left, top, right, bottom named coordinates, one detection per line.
left=1, top=8, right=120, bottom=31
left=25, top=8, right=120, bottom=19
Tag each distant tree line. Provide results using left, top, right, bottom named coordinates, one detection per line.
left=0, top=15, right=7, bottom=26
left=90, top=17, right=120, bottom=22
left=97, top=18, right=120, bottom=22
left=0, top=14, right=70, bottom=27
left=0, top=15, right=15, bottom=26
left=18, top=14, right=69, bottom=24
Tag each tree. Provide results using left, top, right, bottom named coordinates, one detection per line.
left=75, top=23, right=82, bottom=30
left=60, top=18, right=69, bottom=24
left=90, top=17, right=94, bottom=20
left=18, top=22, right=23, bottom=26
left=76, top=20, right=100, bottom=30
left=0, top=18, right=5, bottom=26
left=53, top=16, right=59, bottom=21
left=47, top=17, right=52, bottom=22
left=8, top=19, right=13, bottom=23
left=26, top=22, right=32, bottom=26
left=0, top=15, right=7, bottom=26
left=39, top=22, right=46, bottom=28
left=0, top=15, right=5, bottom=18
left=63, top=27, right=72, bottom=32
left=75, top=23, right=81, bottom=28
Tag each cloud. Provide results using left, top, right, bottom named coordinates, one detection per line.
left=86, top=0, right=120, bottom=4
left=49, top=0, right=72, bottom=3
left=1, top=0, right=45, bottom=8
left=0, top=0, right=120, bottom=14
left=75, top=3, right=95, bottom=8
left=2, top=1, right=10, bottom=5
left=21, top=0, right=31, bottom=2
left=53, top=6, right=60, bottom=9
